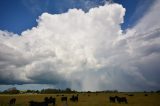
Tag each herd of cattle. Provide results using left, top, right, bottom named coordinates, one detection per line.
left=29, top=96, right=56, bottom=106
left=9, top=95, right=79, bottom=106
left=9, top=94, right=130, bottom=106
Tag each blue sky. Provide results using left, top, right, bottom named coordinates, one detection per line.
left=0, top=0, right=154, bottom=34
left=0, top=0, right=160, bottom=91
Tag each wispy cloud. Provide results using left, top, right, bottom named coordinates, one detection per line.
left=126, top=0, right=155, bottom=28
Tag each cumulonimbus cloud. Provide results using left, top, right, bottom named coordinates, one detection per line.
left=0, top=2, right=160, bottom=91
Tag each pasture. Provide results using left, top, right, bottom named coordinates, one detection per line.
left=0, top=92, right=160, bottom=106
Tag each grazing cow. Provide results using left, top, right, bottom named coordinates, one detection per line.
left=44, top=96, right=56, bottom=106
left=61, top=97, right=67, bottom=101
left=145, top=94, right=148, bottom=96
left=29, top=101, right=48, bottom=106
left=120, top=97, right=128, bottom=103
left=109, top=96, right=116, bottom=103
left=70, top=95, right=78, bottom=102
left=115, top=96, right=128, bottom=103
left=9, top=98, right=16, bottom=105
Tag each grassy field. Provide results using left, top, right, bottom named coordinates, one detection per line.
left=0, top=92, right=160, bottom=106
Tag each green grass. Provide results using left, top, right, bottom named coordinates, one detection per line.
left=0, top=93, right=160, bottom=106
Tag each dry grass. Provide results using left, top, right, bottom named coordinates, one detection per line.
left=0, top=92, right=160, bottom=106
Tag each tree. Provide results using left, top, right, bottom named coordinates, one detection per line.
left=3, top=87, right=20, bottom=94
left=65, top=88, right=71, bottom=92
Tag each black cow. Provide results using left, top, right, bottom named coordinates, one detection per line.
left=109, top=96, right=116, bottom=103
left=9, top=98, right=16, bottom=105
left=145, top=94, right=148, bottom=96
left=29, top=101, right=48, bottom=106
left=44, top=96, right=56, bottom=106
left=115, top=96, right=128, bottom=103
left=128, top=94, right=134, bottom=96
left=61, top=97, right=67, bottom=101
left=70, top=95, right=78, bottom=102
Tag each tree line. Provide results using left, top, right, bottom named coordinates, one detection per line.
left=0, top=87, right=76, bottom=94
left=0, top=87, right=160, bottom=94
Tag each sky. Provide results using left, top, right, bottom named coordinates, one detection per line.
left=0, top=0, right=160, bottom=91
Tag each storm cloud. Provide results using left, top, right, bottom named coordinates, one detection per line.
left=0, top=2, right=160, bottom=91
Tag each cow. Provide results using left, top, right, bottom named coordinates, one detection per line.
left=145, top=94, right=148, bottom=96
left=61, top=97, right=67, bottom=101
left=9, top=98, right=16, bottom=105
left=29, top=101, right=48, bottom=106
left=115, top=96, right=128, bottom=103
left=120, top=97, right=128, bottom=103
left=70, top=95, right=78, bottom=102
left=44, top=96, right=56, bottom=106
left=109, top=96, right=116, bottom=103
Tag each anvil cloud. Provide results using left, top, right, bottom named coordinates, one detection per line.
left=0, top=2, right=160, bottom=91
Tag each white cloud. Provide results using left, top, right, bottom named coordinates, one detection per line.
left=0, top=2, right=160, bottom=91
